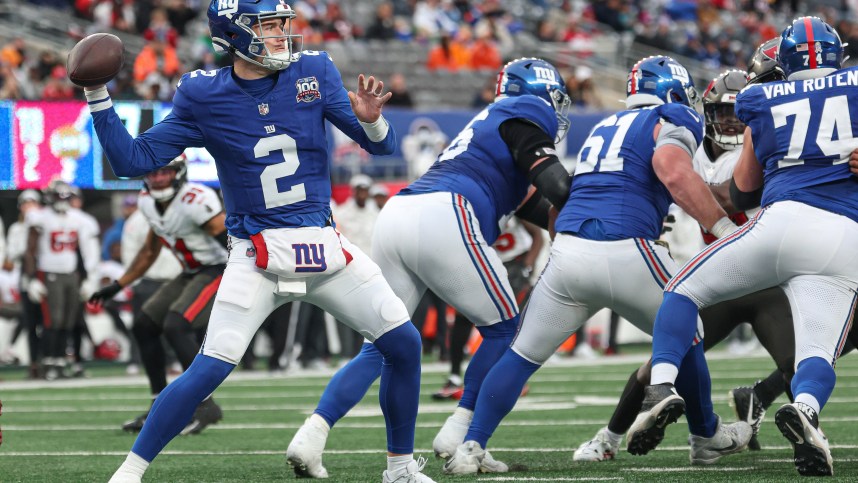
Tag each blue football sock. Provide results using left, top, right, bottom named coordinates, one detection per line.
left=651, top=292, right=699, bottom=368
left=372, top=322, right=422, bottom=454
left=792, top=357, right=836, bottom=410
left=675, top=343, right=717, bottom=437
left=465, top=349, right=539, bottom=448
left=459, top=316, right=519, bottom=410
left=132, top=354, right=234, bottom=461
left=315, top=342, right=383, bottom=427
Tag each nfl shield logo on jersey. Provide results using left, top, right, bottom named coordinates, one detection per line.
left=258, top=103, right=270, bottom=116
left=296, top=77, right=321, bottom=103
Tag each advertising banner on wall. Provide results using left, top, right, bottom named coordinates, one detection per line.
left=12, top=101, right=96, bottom=190
left=2, top=101, right=610, bottom=190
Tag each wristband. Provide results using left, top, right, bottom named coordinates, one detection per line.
left=358, top=116, right=389, bottom=142
left=84, top=85, right=112, bottom=113
left=710, top=216, right=737, bottom=239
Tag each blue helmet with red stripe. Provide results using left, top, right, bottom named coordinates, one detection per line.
left=778, top=16, right=843, bottom=81
left=626, top=56, right=699, bottom=109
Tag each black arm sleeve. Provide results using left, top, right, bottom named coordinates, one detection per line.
left=729, top=177, right=763, bottom=212
left=515, top=193, right=552, bottom=230
left=499, top=118, right=571, bottom=209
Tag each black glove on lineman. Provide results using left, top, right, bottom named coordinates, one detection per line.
left=89, top=281, right=123, bottom=306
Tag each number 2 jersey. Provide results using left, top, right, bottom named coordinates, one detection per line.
left=137, top=182, right=228, bottom=271
left=89, top=51, right=395, bottom=239
left=736, top=66, right=858, bottom=222
left=556, top=103, right=704, bottom=240
left=400, top=95, right=559, bottom=244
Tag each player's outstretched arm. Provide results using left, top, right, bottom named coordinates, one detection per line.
left=91, top=228, right=162, bottom=307
left=84, top=85, right=204, bottom=177
left=653, top=144, right=733, bottom=237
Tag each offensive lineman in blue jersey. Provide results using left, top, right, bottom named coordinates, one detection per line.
left=85, top=2, right=434, bottom=482
left=630, top=17, right=858, bottom=477
left=284, top=58, right=575, bottom=477
left=442, top=56, right=754, bottom=474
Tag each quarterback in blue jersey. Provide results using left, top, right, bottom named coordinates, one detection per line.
left=285, top=58, right=574, bottom=477
left=443, top=55, right=754, bottom=474
left=632, top=17, right=858, bottom=477
left=93, top=2, right=433, bottom=482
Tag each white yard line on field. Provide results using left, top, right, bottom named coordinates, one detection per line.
left=4, top=445, right=858, bottom=457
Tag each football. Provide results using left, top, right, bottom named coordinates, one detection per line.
left=67, top=33, right=124, bottom=87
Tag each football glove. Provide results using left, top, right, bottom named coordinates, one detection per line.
left=89, top=281, right=123, bottom=306
left=27, top=278, right=47, bottom=303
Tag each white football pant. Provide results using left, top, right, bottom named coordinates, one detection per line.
left=372, top=192, right=518, bottom=326
left=201, top=235, right=410, bottom=364
left=667, top=201, right=858, bottom=368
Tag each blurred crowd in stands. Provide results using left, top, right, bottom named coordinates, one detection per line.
left=1, top=0, right=857, bottom=107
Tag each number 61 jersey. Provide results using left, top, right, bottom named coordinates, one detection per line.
left=556, top=103, right=704, bottom=241
left=138, top=182, right=228, bottom=272
left=90, top=51, right=395, bottom=239
left=736, top=66, right=858, bottom=222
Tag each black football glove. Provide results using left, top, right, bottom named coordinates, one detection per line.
left=89, top=281, right=123, bottom=306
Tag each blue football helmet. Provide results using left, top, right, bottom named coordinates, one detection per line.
left=208, top=0, right=302, bottom=71
left=626, top=56, right=699, bottom=109
left=778, top=16, right=843, bottom=80
left=495, top=58, right=572, bottom=142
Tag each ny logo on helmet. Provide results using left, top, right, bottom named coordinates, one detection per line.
left=218, top=0, right=238, bottom=17
left=533, top=66, right=558, bottom=84
left=668, top=63, right=689, bottom=84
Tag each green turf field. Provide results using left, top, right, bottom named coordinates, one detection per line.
left=2, top=352, right=857, bottom=482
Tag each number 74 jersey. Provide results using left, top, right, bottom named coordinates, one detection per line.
left=138, top=182, right=228, bottom=271
left=736, top=66, right=858, bottom=222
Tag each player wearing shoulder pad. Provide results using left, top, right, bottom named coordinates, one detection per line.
left=95, top=2, right=429, bottom=482
left=90, top=155, right=226, bottom=435
left=575, top=68, right=797, bottom=461
left=23, top=180, right=99, bottom=381
left=285, top=57, right=572, bottom=477
left=441, top=55, right=752, bottom=475
left=638, top=18, right=858, bottom=477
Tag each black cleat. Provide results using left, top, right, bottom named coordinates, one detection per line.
left=729, top=386, right=765, bottom=451
left=182, top=398, right=223, bottom=435
left=627, top=384, right=685, bottom=456
left=122, top=411, right=149, bottom=433
left=775, top=403, right=833, bottom=477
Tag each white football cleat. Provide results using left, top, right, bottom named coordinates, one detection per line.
left=775, top=402, right=833, bottom=476
left=432, top=411, right=471, bottom=459
left=688, top=417, right=752, bottom=465
left=107, top=470, right=142, bottom=483
left=573, top=427, right=619, bottom=462
left=382, top=456, right=436, bottom=483
left=442, top=441, right=484, bottom=475
left=286, top=416, right=330, bottom=478
left=478, top=451, right=509, bottom=473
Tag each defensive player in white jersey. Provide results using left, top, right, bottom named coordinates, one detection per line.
left=82, top=1, right=429, bottom=481
left=630, top=17, right=858, bottom=476
left=442, top=56, right=754, bottom=475
left=573, top=68, right=798, bottom=462
left=91, top=156, right=227, bottom=435
left=23, top=180, right=100, bottom=380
